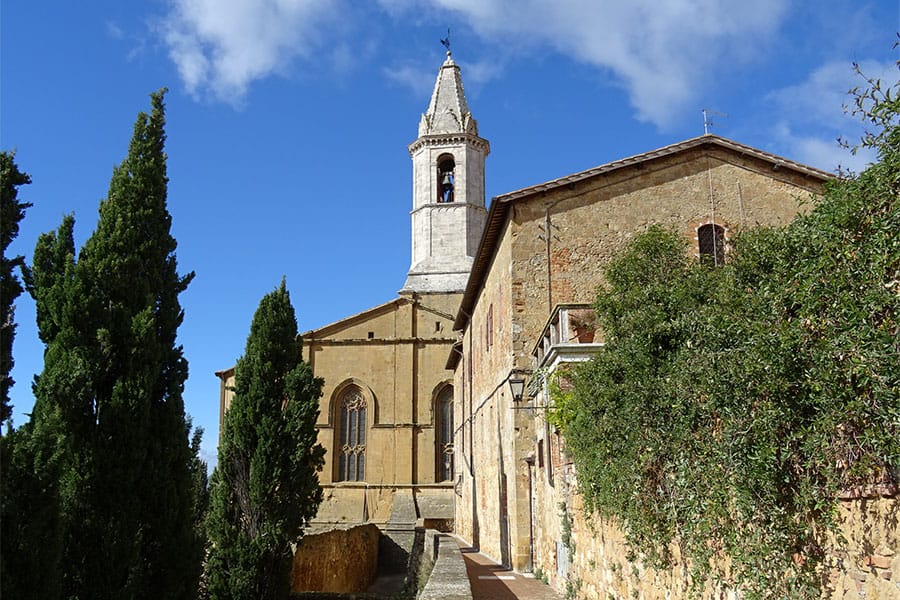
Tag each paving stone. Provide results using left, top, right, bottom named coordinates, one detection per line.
left=456, top=539, right=563, bottom=600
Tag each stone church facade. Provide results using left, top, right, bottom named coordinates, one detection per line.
left=218, top=51, right=488, bottom=530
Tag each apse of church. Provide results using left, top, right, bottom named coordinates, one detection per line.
left=218, top=50, right=487, bottom=529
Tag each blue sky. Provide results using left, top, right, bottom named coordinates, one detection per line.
left=2, top=0, right=898, bottom=468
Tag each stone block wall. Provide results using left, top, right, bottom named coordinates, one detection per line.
left=291, top=524, right=381, bottom=593
left=828, top=487, right=899, bottom=599
left=418, top=532, right=473, bottom=600
left=530, top=480, right=898, bottom=599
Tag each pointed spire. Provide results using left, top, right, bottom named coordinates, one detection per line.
left=418, top=52, right=479, bottom=137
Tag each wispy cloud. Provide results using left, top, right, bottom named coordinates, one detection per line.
left=384, top=56, right=503, bottom=99
left=160, top=0, right=344, bottom=104
left=106, top=20, right=125, bottom=40
left=384, top=64, right=434, bottom=97
left=768, top=60, right=898, bottom=173
left=379, top=0, right=789, bottom=129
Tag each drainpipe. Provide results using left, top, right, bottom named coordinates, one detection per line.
left=524, top=454, right=535, bottom=572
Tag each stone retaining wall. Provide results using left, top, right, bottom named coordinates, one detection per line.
left=418, top=533, right=472, bottom=600
left=534, top=480, right=898, bottom=599
left=292, top=524, right=381, bottom=593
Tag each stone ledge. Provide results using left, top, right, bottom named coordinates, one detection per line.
left=836, top=483, right=898, bottom=500
left=418, top=534, right=472, bottom=600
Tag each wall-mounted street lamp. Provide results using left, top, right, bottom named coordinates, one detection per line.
left=508, top=372, right=527, bottom=403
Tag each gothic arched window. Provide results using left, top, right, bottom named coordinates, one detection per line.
left=336, top=386, right=367, bottom=482
left=435, top=386, right=454, bottom=481
left=698, top=223, right=726, bottom=266
left=437, top=155, right=455, bottom=203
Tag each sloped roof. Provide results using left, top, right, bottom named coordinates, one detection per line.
left=302, top=297, right=408, bottom=338
left=453, top=134, right=832, bottom=331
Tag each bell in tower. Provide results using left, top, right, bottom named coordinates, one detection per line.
left=438, top=156, right=455, bottom=203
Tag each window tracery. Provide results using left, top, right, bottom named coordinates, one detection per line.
left=336, top=386, right=367, bottom=481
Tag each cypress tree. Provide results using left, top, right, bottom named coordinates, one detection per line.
left=28, top=89, right=203, bottom=599
left=0, top=216, right=75, bottom=599
left=0, top=151, right=32, bottom=422
left=206, top=281, right=325, bottom=600
left=0, top=153, right=66, bottom=600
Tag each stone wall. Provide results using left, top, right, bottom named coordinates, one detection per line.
left=529, top=468, right=899, bottom=599
left=418, top=532, right=473, bottom=600
left=291, top=524, right=381, bottom=593
left=829, top=487, right=899, bottom=599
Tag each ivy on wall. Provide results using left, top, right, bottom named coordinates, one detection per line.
left=550, top=66, right=899, bottom=598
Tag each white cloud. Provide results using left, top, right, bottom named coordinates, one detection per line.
left=768, top=60, right=897, bottom=127
left=379, top=0, right=789, bottom=129
left=161, top=0, right=343, bottom=103
left=768, top=60, right=898, bottom=173
left=384, top=64, right=435, bottom=97
left=384, top=56, right=503, bottom=99
left=773, top=125, right=875, bottom=174
left=106, top=20, right=125, bottom=40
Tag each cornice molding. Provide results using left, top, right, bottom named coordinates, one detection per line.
left=408, top=133, right=490, bottom=156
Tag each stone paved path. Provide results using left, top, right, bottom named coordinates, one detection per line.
left=456, top=540, right=563, bottom=600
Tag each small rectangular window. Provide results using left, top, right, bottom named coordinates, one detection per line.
left=367, top=331, right=375, bottom=339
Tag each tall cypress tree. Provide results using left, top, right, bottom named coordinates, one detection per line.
left=28, top=89, right=203, bottom=599
left=0, top=153, right=66, bottom=600
left=206, top=281, right=325, bottom=600
left=0, top=216, right=75, bottom=600
left=0, top=151, right=32, bottom=422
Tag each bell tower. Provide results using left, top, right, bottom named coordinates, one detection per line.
left=401, top=51, right=490, bottom=295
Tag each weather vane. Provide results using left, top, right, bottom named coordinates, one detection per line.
left=440, top=28, right=451, bottom=54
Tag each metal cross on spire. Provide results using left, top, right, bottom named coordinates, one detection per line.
left=440, top=28, right=451, bottom=54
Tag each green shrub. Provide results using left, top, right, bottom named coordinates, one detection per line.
left=552, top=65, right=899, bottom=598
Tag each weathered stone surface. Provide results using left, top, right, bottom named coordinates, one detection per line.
left=291, top=524, right=381, bottom=593
left=419, top=534, right=472, bottom=600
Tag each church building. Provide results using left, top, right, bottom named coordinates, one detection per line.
left=217, top=50, right=488, bottom=531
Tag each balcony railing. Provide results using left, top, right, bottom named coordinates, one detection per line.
left=531, top=304, right=604, bottom=372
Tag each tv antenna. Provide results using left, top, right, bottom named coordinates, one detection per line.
left=701, top=109, right=727, bottom=135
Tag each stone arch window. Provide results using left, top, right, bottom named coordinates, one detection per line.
left=698, top=223, right=726, bottom=266
left=435, top=385, right=454, bottom=481
left=436, top=155, right=455, bottom=203
left=335, top=385, right=367, bottom=482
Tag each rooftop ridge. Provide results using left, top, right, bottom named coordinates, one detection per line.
left=496, top=134, right=833, bottom=204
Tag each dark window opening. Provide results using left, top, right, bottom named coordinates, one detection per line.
left=436, top=386, right=454, bottom=481
left=367, top=331, right=374, bottom=339
left=698, top=223, right=726, bottom=266
left=437, top=156, right=455, bottom=203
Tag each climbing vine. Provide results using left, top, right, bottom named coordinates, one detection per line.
left=551, top=65, right=899, bottom=598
